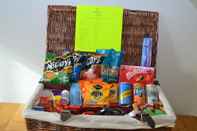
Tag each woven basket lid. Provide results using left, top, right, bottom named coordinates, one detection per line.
left=47, top=5, right=159, bottom=67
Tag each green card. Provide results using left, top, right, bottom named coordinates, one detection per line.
left=75, top=5, right=123, bottom=52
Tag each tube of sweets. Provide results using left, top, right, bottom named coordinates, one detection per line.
left=141, top=34, right=153, bottom=67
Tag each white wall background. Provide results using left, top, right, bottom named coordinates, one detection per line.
left=0, top=0, right=197, bottom=116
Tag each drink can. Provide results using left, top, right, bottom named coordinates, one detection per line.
left=146, top=84, right=159, bottom=105
left=119, top=82, right=132, bottom=106
left=133, top=83, right=146, bottom=106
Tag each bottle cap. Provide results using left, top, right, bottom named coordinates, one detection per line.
left=153, top=80, right=160, bottom=85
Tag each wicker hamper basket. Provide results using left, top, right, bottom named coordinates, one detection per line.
left=24, top=5, right=176, bottom=131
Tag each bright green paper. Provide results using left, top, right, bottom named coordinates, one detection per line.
left=75, top=5, right=123, bottom=52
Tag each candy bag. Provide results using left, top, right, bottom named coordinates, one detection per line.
left=80, top=54, right=104, bottom=80
left=80, top=65, right=101, bottom=80
left=43, top=51, right=73, bottom=86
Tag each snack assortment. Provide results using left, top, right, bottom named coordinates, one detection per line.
left=43, top=51, right=105, bottom=86
left=33, top=48, right=165, bottom=120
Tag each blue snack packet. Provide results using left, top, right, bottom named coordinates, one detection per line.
left=96, top=49, right=123, bottom=83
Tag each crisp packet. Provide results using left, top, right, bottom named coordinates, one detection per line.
left=79, top=79, right=111, bottom=107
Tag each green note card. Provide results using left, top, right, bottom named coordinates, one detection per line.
left=75, top=5, right=123, bottom=52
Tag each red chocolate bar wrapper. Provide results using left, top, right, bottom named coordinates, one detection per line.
left=119, top=65, right=155, bottom=85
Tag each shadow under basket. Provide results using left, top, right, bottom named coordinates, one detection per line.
left=24, top=5, right=176, bottom=131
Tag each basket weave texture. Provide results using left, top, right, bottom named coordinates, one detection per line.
left=47, top=5, right=159, bottom=66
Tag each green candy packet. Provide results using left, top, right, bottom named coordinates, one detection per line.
left=43, top=52, right=73, bottom=86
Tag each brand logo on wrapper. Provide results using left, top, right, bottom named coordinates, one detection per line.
left=86, top=55, right=104, bottom=66
left=90, top=85, right=103, bottom=100
left=126, top=68, right=146, bottom=80
left=45, top=57, right=72, bottom=71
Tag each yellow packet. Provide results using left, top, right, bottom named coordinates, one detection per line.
left=80, top=80, right=110, bottom=107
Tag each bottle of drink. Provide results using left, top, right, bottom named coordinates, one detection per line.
left=146, top=80, right=160, bottom=105
left=69, top=83, right=82, bottom=106
left=133, top=83, right=146, bottom=107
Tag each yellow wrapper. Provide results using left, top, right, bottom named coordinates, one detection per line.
left=80, top=79, right=111, bottom=107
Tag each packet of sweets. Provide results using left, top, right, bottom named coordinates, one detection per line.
left=80, top=54, right=104, bottom=80
left=80, top=65, right=101, bottom=80
left=43, top=51, right=73, bottom=87
left=54, top=95, right=63, bottom=112
left=70, top=52, right=88, bottom=82
left=80, top=79, right=111, bottom=107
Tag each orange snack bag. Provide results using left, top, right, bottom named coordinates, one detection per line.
left=79, top=79, right=110, bottom=107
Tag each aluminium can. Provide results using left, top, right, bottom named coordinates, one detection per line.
left=119, top=82, right=132, bottom=106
